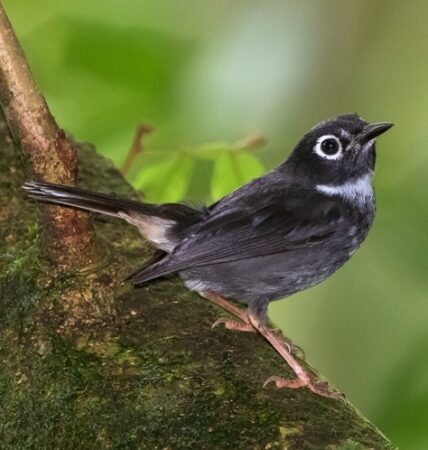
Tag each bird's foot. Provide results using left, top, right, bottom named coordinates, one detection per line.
left=212, top=316, right=304, bottom=361
left=211, top=317, right=255, bottom=332
left=201, top=292, right=304, bottom=358
left=264, top=375, right=345, bottom=401
left=247, top=313, right=344, bottom=401
left=200, top=291, right=249, bottom=324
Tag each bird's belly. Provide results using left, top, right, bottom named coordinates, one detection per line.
left=180, top=246, right=351, bottom=304
left=180, top=224, right=369, bottom=304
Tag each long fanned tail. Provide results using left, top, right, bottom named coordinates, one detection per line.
left=23, top=181, right=205, bottom=253
left=23, top=182, right=166, bottom=219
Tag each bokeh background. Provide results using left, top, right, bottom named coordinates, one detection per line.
left=3, top=1, right=427, bottom=448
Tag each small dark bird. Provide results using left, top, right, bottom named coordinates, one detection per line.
left=23, top=114, right=392, bottom=399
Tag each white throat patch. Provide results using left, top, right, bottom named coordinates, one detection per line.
left=316, top=174, right=373, bottom=205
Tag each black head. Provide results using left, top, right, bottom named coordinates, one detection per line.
left=283, top=114, right=393, bottom=185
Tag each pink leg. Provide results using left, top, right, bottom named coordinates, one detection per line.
left=200, top=291, right=303, bottom=352
left=199, top=291, right=341, bottom=400
left=247, top=312, right=344, bottom=401
left=212, top=317, right=255, bottom=332
left=200, top=291, right=254, bottom=332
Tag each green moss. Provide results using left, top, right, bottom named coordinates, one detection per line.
left=334, top=441, right=371, bottom=450
left=0, top=119, right=396, bottom=449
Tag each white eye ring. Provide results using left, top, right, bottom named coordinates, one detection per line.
left=314, top=135, right=343, bottom=160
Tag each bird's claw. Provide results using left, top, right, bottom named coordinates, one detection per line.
left=308, top=380, right=347, bottom=402
left=263, top=375, right=308, bottom=389
left=211, top=317, right=230, bottom=329
left=212, top=317, right=255, bottom=332
left=263, top=375, right=346, bottom=402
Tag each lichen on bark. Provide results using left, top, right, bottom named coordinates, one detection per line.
left=0, top=113, right=396, bottom=449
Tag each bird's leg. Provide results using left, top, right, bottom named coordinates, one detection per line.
left=200, top=292, right=302, bottom=355
left=199, top=291, right=255, bottom=332
left=247, top=311, right=344, bottom=400
left=268, top=328, right=306, bottom=360
left=201, top=292, right=341, bottom=399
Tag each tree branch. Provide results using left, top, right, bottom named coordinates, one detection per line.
left=0, top=2, right=98, bottom=268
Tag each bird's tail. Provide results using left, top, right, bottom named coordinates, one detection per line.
left=22, top=181, right=204, bottom=252
left=23, top=181, right=160, bottom=218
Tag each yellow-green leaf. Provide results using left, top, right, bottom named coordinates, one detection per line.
left=133, top=154, right=194, bottom=203
left=210, top=151, right=264, bottom=201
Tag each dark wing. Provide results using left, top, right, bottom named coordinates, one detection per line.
left=130, top=183, right=345, bottom=285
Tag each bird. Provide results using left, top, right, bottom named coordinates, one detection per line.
left=23, top=113, right=393, bottom=399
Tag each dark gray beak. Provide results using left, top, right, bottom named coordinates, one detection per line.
left=360, top=122, right=394, bottom=144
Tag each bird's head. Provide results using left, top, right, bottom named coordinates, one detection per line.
left=284, top=114, right=393, bottom=185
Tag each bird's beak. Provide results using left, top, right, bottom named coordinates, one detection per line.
left=359, top=122, right=394, bottom=144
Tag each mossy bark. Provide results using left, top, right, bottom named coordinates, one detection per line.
left=0, top=115, right=396, bottom=450
left=0, top=4, right=98, bottom=268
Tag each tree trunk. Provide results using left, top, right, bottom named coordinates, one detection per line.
left=0, top=111, right=396, bottom=449
left=0, top=3, right=98, bottom=268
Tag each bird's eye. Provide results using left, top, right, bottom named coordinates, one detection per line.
left=314, top=135, right=343, bottom=160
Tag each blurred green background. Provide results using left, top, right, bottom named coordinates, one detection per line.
left=4, top=1, right=427, bottom=447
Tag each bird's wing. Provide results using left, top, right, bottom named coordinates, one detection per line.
left=131, top=185, right=345, bottom=284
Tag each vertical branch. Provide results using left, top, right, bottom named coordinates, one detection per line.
left=0, top=3, right=98, bottom=268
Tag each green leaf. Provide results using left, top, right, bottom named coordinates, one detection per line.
left=210, top=151, right=264, bottom=201
left=133, top=154, right=194, bottom=203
